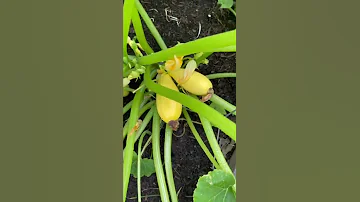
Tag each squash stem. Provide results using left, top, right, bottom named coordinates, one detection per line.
left=198, top=115, right=236, bottom=194
left=183, top=109, right=221, bottom=169
left=164, top=124, right=178, bottom=202
left=152, top=108, right=170, bottom=202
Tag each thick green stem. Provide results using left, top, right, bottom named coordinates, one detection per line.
left=206, top=73, right=236, bottom=79
left=137, top=131, right=146, bottom=202
left=210, top=94, right=236, bottom=116
left=123, top=100, right=155, bottom=139
left=123, top=100, right=133, bottom=115
left=137, top=30, right=236, bottom=65
left=123, top=122, right=129, bottom=139
left=131, top=8, right=154, bottom=54
left=164, top=124, right=178, bottom=202
left=199, top=115, right=236, bottom=194
left=135, top=0, right=167, bottom=50
left=139, top=93, right=152, bottom=108
left=183, top=109, right=220, bottom=169
left=136, top=131, right=152, bottom=202
left=123, top=69, right=157, bottom=139
left=134, top=105, right=155, bottom=141
left=123, top=86, right=146, bottom=202
left=139, top=100, right=155, bottom=116
left=123, top=0, right=136, bottom=57
left=152, top=109, right=170, bottom=202
left=144, top=67, right=236, bottom=141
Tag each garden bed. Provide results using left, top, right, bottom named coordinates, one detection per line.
left=124, top=0, right=236, bottom=201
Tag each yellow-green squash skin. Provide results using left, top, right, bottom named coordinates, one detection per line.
left=169, top=69, right=213, bottom=95
left=156, top=73, right=182, bottom=123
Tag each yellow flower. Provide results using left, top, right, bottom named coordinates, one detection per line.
left=164, top=55, right=184, bottom=72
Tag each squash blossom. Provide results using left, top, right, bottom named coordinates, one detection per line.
left=156, top=73, right=182, bottom=130
left=169, top=59, right=213, bottom=99
left=164, top=55, right=184, bottom=72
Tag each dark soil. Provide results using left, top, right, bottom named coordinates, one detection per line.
left=124, top=0, right=236, bottom=201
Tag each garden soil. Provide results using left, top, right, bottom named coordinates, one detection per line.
left=124, top=0, right=236, bottom=201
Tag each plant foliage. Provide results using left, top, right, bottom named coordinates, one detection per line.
left=130, top=151, right=155, bottom=178
left=218, top=0, right=234, bottom=9
left=193, top=169, right=236, bottom=202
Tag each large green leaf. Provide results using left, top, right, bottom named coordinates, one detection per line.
left=218, top=0, right=234, bottom=8
left=193, top=169, right=236, bottom=202
left=130, top=151, right=155, bottom=178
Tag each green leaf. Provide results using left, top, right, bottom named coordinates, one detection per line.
left=130, top=151, right=156, bottom=178
left=210, top=102, right=227, bottom=115
left=218, top=0, right=234, bottom=8
left=193, top=169, right=236, bottom=202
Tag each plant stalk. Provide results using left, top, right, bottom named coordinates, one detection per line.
left=206, top=73, right=236, bottom=79
left=152, top=108, right=170, bottom=202
left=123, top=86, right=145, bottom=201
left=135, top=0, right=167, bottom=50
left=144, top=67, right=236, bottom=141
left=210, top=94, right=236, bottom=116
left=137, top=30, right=236, bottom=65
left=164, top=124, right=178, bottom=202
left=123, top=100, right=133, bottom=115
left=134, top=106, right=155, bottom=141
left=123, top=0, right=136, bottom=57
left=131, top=8, right=154, bottom=54
left=199, top=115, right=236, bottom=194
left=137, top=131, right=147, bottom=202
left=183, top=109, right=220, bottom=169
left=123, top=100, right=155, bottom=139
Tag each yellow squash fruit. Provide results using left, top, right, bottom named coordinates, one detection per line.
left=156, top=73, right=182, bottom=124
left=169, top=68, right=213, bottom=96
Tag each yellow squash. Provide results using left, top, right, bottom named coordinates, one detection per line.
left=169, top=68, right=213, bottom=96
left=156, top=73, right=182, bottom=123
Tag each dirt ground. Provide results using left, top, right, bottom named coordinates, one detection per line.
left=124, top=0, right=236, bottom=201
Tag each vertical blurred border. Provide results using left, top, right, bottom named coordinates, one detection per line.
left=1, top=0, right=123, bottom=201
left=237, top=0, right=360, bottom=201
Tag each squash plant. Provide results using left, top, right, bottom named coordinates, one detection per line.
left=123, top=0, right=236, bottom=201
